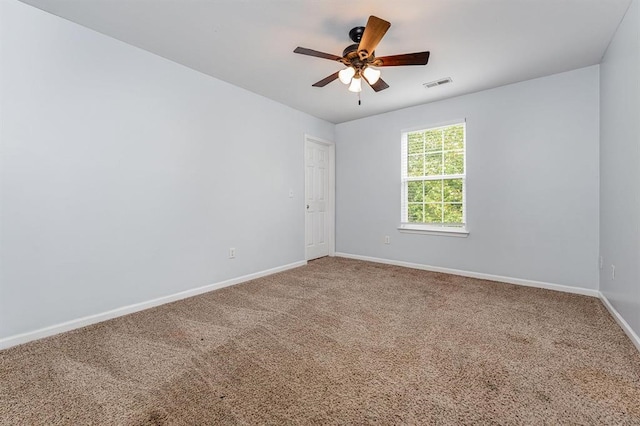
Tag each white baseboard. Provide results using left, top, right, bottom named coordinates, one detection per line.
left=335, top=252, right=600, bottom=297
left=0, top=260, right=307, bottom=351
left=599, top=292, right=640, bottom=353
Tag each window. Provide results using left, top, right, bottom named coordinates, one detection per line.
left=400, top=122, right=467, bottom=235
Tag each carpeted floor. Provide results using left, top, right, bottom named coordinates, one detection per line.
left=1, top=257, right=639, bottom=425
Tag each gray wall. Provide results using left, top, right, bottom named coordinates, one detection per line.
left=3, top=0, right=634, bottom=345
left=335, top=66, right=600, bottom=290
left=0, top=1, right=333, bottom=339
left=600, top=0, right=640, bottom=337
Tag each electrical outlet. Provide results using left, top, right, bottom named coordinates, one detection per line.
left=229, top=248, right=236, bottom=259
left=611, top=264, right=615, bottom=280
left=384, top=236, right=390, bottom=244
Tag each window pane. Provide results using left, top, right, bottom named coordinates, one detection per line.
left=424, top=180, right=442, bottom=202
left=443, top=203, right=463, bottom=223
left=407, top=181, right=424, bottom=202
left=408, top=203, right=424, bottom=223
left=425, top=130, right=442, bottom=152
left=424, top=203, right=443, bottom=223
left=425, top=153, right=442, bottom=175
left=444, top=150, right=464, bottom=174
left=443, top=125, right=464, bottom=150
left=408, top=133, right=423, bottom=154
left=402, top=123, right=465, bottom=226
left=408, top=154, right=424, bottom=177
left=443, top=178, right=463, bottom=203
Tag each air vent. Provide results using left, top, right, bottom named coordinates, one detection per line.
left=423, top=77, right=452, bottom=89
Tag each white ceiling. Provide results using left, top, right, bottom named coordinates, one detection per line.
left=20, top=0, right=631, bottom=124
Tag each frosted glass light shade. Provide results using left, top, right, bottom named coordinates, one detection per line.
left=363, top=67, right=381, bottom=84
left=348, top=76, right=362, bottom=93
left=338, top=67, right=355, bottom=84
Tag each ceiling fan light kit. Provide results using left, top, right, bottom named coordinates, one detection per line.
left=294, top=15, right=430, bottom=101
left=348, top=75, right=362, bottom=93
left=338, top=66, right=356, bottom=84
left=362, top=67, right=381, bottom=85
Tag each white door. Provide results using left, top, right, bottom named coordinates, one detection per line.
left=305, top=138, right=332, bottom=260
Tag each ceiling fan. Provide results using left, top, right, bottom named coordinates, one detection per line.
left=294, top=16, right=430, bottom=95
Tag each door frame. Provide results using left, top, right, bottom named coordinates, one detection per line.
left=304, top=134, right=336, bottom=259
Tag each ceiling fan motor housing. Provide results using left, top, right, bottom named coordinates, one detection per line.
left=342, top=43, right=359, bottom=58
left=342, top=43, right=377, bottom=72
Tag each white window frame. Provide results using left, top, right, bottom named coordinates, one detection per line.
left=399, top=120, right=469, bottom=237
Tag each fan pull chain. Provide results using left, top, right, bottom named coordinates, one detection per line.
left=358, top=92, right=361, bottom=106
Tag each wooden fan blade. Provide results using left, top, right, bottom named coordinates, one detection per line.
left=357, top=16, right=391, bottom=59
left=294, top=47, right=343, bottom=61
left=365, top=76, right=389, bottom=92
left=376, top=51, right=430, bottom=67
left=312, top=71, right=340, bottom=87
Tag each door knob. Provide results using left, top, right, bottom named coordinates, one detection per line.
left=306, top=204, right=310, bottom=209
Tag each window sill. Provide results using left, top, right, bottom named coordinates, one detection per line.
left=397, top=225, right=469, bottom=237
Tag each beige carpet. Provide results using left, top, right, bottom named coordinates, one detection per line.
left=1, top=257, right=639, bottom=425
